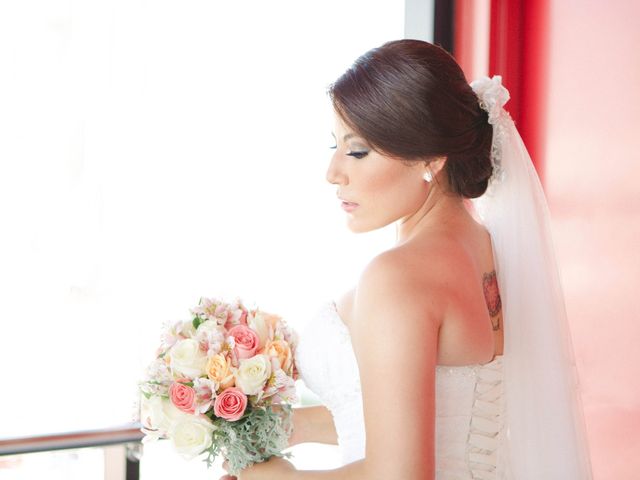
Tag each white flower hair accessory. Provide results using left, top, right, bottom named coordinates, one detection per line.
left=470, top=75, right=510, bottom=125
left=469, top=74, right=512, bottom=190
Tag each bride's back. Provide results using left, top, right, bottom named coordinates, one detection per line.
left=335, top=210, right=503, bottom=367
left=295, top=213, right=509, bottom=474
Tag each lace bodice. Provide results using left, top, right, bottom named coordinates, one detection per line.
left=294, top=300, right=506, bottom=479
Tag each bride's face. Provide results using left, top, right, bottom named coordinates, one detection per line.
left=326, top=112, right=430, bottom=233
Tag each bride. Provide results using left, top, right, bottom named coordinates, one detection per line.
left=221, top=39, right=593, bottom=479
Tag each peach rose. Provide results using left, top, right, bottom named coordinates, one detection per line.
left=206, top=353, right=235, bottom=389
left=227, top=325, right=260, bottom=359
left=263, top=339, right=293, bottom=373
left=213, top=387, right=247, bottom=421
left=169, top=382, right=196, bottom=414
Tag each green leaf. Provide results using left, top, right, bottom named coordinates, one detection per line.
left=199, top=405, right=294, bottom=476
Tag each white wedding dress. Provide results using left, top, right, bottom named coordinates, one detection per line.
left=294, top=299, right=506, bottom=479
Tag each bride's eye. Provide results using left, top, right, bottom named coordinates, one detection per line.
left=346, top=150, right=369, bottom=159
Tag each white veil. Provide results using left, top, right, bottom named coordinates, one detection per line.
left=469, top=76, right=594, bottom=479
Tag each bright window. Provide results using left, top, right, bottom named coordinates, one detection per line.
left=0, top=0, right=405, bottom=473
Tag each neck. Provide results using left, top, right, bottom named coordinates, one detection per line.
left=395, top=185, right=468, bottom=245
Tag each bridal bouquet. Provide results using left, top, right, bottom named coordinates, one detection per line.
left=138, top=296, right=299, bottom=476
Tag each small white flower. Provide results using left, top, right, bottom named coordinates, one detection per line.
left=262, top=365, right=297, bottom=403
left=196, top=320, right=226, bottom=356
left=192, top=377, right=217, bottom=414
left=226, top=303, right=246, bottom=327
left=146, top=358, right=172, bottom=382
left=190, top=297, right=229, bottom=325
left=161, top=319, right=196, bottom=351
left=140, top=358, right=172, bottom=397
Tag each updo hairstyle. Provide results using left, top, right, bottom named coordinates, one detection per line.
left=328, top=39, right=493, bottom=199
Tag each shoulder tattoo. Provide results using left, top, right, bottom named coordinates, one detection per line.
left=482, top=270, right=502, bottom=330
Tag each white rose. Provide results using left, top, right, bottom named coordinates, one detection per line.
left=169, top=338, right=207, bottom=378
left=235, top=354, right=272, bottom=395
left=170, top=414, right=216, bottom=460
left=140, top=395, right=187, bottom=440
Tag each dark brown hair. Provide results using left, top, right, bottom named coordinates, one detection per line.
left=328, top=39, right=493, bottom=198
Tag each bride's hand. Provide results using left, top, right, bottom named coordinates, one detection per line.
left=220, top=456, right=296, bottom=480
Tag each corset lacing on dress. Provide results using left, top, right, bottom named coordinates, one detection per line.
left=466, top=357, right=504, bottom=479
left=294, top=300, right=507, bottom=478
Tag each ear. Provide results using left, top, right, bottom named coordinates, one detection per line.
left=430, top=156, right=447, bottom=175
left=424, top=156, right=447, bottom=178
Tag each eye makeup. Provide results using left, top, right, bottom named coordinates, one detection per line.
left=346, top=151, right=369, bottom=159
left=329, top=132, right=370, bottom=158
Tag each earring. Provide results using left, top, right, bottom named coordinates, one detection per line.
left=423, top=170, right=433, bottom=182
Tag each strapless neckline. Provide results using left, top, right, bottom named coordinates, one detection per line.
left=327, top=300, right=504, bottom=371
left=294, top=299, right=507, bottom=473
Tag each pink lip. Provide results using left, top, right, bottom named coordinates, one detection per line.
left=341, top=201, right=358, bottom=212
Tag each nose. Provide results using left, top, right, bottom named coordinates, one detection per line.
left=325, top=151, right=348, bottom=186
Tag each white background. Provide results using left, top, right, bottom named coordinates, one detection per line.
left=0, top=0, right=405, bottom=465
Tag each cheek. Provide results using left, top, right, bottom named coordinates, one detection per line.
left=345, top=165, right=423, bottom=233
left=366, top=165, right=422, bottom=207
left=366, top=169, right=394, bottom=194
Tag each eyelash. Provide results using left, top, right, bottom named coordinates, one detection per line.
left=329, top=146, right=369, bottom=159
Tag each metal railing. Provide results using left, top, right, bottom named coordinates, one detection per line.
left=0, top=423, right=144, bottom=480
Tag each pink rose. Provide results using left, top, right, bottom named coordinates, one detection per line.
left=169, top=382, right=196, bottom=414
left=227, top=324, right=259, bottom=359
left=213, top=387, right=247, bottom=421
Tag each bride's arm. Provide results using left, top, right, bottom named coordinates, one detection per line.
left=280, top=252, right=441, bottom=479
left=288, top=405, right=338, bottom=447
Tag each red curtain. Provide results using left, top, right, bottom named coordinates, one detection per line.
left=454, top=0, right=549, bottom=181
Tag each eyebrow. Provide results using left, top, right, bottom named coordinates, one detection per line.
left=331, top=132, right=359, bottom=141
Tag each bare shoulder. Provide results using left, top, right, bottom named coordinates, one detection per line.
left=352, top=247, right=452, bottom=333
left=363, top=237, right=472, bottom=288
left=353, top=237, right=477, bottom=321
left=350, top=248, right=443, bottom=475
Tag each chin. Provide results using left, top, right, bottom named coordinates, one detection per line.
left=345, top=217, right=385, bottom=234
left=347, top=224, right=369, bottom=234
